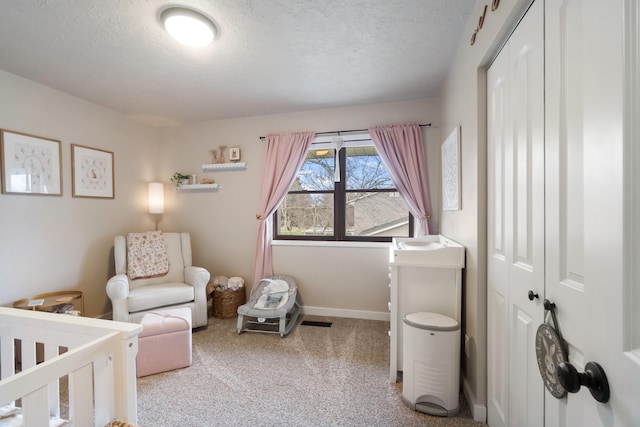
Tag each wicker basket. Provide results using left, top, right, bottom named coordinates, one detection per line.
left=212, top=288, right=246, bottom=319
left=104, top=421, right=139, bottom=427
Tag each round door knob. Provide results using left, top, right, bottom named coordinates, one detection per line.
left=528, top=290, right=539, bottom=301
left=556, top=361, right=610, bottom=403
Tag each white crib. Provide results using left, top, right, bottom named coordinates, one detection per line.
left=0, top=307, right=142, bottom=427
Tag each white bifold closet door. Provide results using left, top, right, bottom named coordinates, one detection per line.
left=488, top=0, right=640, bottom=426
left=544, top=0, right=640, bottom=425
left=487, top=1, right=544, bottom=426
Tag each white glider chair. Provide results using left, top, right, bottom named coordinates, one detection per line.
left=107, top=232, right=210, bottom=328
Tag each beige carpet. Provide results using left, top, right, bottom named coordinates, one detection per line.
left=136, top=316, right=487, bottom=427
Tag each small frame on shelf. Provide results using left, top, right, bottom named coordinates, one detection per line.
left=229, top=147, right=241, bottom=162
left=1, top=129, right=62, bottom=196
left=72, top=144, right=114, bottom=199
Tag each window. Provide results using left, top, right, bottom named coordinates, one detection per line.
left=274, top=138, right=413, bottom=242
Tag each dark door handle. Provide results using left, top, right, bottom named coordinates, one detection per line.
left=528, top=290, right=539, bottom=301
left=556, top=361, right=610, bottom=403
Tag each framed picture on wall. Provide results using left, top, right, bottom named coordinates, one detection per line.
left=71, top=144, right=114, bottom=199
left=442, top=126, right=461, bottom=211
left=0, top=129, right=62, bottom=196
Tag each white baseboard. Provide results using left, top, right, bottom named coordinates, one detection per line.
left=463, top=377, right=487, bottom=423
left=301, top=306, right=390, bottom=322
left=99, top=308, right=390, bottom=322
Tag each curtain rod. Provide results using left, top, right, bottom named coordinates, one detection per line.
left=258, top=123, right=431, bottom=140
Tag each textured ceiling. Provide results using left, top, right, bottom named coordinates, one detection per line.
left=0, top=0, right=473, bottom=126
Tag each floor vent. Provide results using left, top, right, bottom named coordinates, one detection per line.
left=301, top=320, right=332, bottom=328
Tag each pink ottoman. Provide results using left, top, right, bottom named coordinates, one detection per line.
left=136, top=308, right=192, bottom=377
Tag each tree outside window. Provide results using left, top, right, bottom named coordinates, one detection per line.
left=275, top=143, right=412, bottom=242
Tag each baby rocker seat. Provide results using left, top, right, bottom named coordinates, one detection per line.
left=236, top=275, right=300, bottom=337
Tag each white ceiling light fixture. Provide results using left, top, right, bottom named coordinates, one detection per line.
left=160, top=7, right=216, bottom=47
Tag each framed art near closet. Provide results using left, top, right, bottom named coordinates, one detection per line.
left=0, top=129, right=62, bottom=196
left=442, top=126, right=461, bottom=211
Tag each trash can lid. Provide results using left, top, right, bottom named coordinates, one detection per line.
left=403, top=312, right=459, bottom=331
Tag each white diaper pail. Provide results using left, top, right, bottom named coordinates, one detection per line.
left=402, top=311, right=460, bottom=416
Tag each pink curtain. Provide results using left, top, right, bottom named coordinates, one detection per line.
left=369, top=124, right=432, bottom=236
left=252, top=131, right=314, bottom=292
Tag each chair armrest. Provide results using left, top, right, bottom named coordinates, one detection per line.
left=107, top=274, right=131, bottom=322
left=184, top=266, right=210, bottom=290
left=184, top=266, right=210, bottom=328
left=107, top=274, right=130, bottom=300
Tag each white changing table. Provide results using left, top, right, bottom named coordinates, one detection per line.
left=388, top=236, right=465, bottom=383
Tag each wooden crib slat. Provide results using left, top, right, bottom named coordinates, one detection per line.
left=45, top=343, right=61, bottom=419
left=94, top=354, right=115, bottom=427
left=21, top=339, right=37, bottom=371
left=0, top=336, right=16, bottom=380
left=70, top=363, right=94, bottom=427
left=21, top=385, right=49, bottom=427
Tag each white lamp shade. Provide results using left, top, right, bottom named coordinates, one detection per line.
left=148, top=182, right=165, bottom=214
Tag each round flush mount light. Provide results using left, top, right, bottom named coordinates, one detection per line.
left=160, top=7, right=216, bottom=47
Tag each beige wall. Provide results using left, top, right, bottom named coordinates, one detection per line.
left=0, top=70, right=160, bottom=317
left=439, top=0, right=532, bottom=418
left=0, top=74, right=442, bottom=322
left=158, top=98, right=442, bottom=319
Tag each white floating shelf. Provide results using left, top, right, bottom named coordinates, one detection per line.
left=202, top=162, right=247, bottom=172
left=177, top=184, right=222, bottom=192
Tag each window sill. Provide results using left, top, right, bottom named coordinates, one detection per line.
left=271, top=240, right=391, bottom=249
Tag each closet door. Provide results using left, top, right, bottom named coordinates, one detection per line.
left=487, top=39, right=510, bottom=427
left=545, top=0, right=640, bottom=425
left=487, top=1, right=544, bottom=426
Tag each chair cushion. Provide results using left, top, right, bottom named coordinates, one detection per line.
left=128, top=283, right=194, bottom=313
left=139, top=308, right=192, bottom=338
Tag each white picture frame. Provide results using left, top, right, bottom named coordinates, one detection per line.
left=441, top=126, right=461, bottom=211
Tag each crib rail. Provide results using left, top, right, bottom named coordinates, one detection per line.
left=0, top=307, right=142, bottom=427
